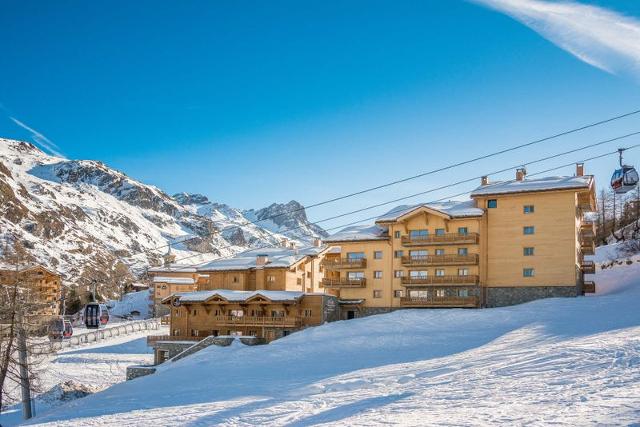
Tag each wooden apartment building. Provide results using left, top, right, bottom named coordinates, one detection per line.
left=0, top=264, right=61, bottom=317
left=322, top=165, right=597, bottom=316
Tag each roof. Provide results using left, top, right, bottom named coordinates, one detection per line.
left=324, top=224, right=389, bottom=243
left=196, top=245, right=326, bottom=272
left=162, top=289, right=306, bottom=304
left=153, top=276, right=195, bottom=285
left=148, top=265, right=197, bottom=273
left=375, top=200, right=484, bottom=223
left=470, top=175, right=592, bottom=197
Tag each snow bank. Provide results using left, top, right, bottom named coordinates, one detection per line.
left=107, top=290, right=151, bottom=319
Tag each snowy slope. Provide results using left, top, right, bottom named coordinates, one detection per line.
left=0, top=139, right=326, bottom=296
left=107, top=290, right=151, bottom=319
left=20, top=245, right=640, bottom=426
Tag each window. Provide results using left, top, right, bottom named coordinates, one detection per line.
left=233, top=276, right=238, bottom=283
left=458, top=248, right=468, bottom=256
left=373, top=290, right=382, bottom=298
left=435, top=249, right=445, bottom=255
left=409, top=249, right=427, bottom=258
left=523, top=268, right=535, bottom=277
left=374, top=271, right=383, bottom=279
left=409, top=229, right=428, bottom=238
left=523, top=226, right=535, bottom=235
left=410, top=270, right=428, bottom=278
left=267, top=275, right=276, bottom=282
left=394, top=231, right=401, bottom=238
left=347, top=252, right=365, bottom=260
left=435, top=289, right=446, bottom=297
left=435, top=228, right=445, bottom=236
left=458, top=227, right=468, bottom=235
left=347, top=271, right=365, bottom=280
left=409, top=290, right=428, bottom=298
left=458, top=268, right=469, bottom=276
left=192, top=309, right=198, bottom=316
left=524, top=205, right=535, bottom=214
left=458, top=289, right=469, bottom=297
left=394, top=290, right=404, bottom=298
left=191, top=329, right=199, bottom=337
left=296, top=278, right=302, bottom=285
left=523, top=247, right=535, bottom=256
left=230, top=309, right=244, bottom=317
left=394, top=270, right=404, bottom=278
left=304, top=309, right=312, bottom=317
left=374, top=251, right=383, bottom=259
left=174, top=309, right=181, bottom=317
left=173, top=329, right=181, bottom=336
left=487, top=199, right=497, bottom=208
left=394, top=250, right=404, bottom=258
left=271, top=310, right=285, bottom=317
left=435, top=269, right=445, bottom=276
left=306, top=272, right=311, bottom=278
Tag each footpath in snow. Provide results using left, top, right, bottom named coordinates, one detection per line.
left=10, top=251, right=640, bottom=426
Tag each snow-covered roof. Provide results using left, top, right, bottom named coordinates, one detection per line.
left=164, top=289, right=306, bottom=304
left=470, top=176, right=592, bottom=197
left=197, top=246, right=326, bottom=271
left=153, top=276, right=195, bottom=285
left=148, top=265, right=197, bottom=273
left=375, top=200, right=483, bottom=223
left=324, top=224, right=389, bottom=243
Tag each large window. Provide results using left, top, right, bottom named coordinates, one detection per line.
left=394, top=290, right=404, bottom=298
left=524, top=205, right=535, bottom=214
left=410, top=270, right=428, bottom=278
left=267, top=275, right=276, bottom=282
left=409, top=249, right=427, bottom=257
left=373, top=290, right=382, bottom=298
left=409, top=229, right=429, bottom=238
left=458, top=248, right=468, bottom=256
left=458, top=268, right=469, bottom=276
left=346, top=252, right=365, bottom=259
left=347, top=271, right=365, bottom=280
left=374, top=271, right=383, bottom=279
left=394, top=250, right=404, bottom=258
left=409, top=290, right=428, bottom=298
left=458, top=289, right=469, bottom=297
left=435, top=228, right=445, bottom=236
left=487, top=199, right=497, bottom=208
left=394, top=270, right=404, bottom=278
left=523, top=247, right=535, bottom=256
left=523, top=268, right=535, bottom=277
left=394, top=231, right=401, bottom=238
left=458, top=227, right=468, bottom=235
left=435, top=269, right=445, bottom=276
left=373, top=251, right=383, bottom=259
left=523, top=226, right=535, bottom=235
left=435, top=249, right=445, bottom=255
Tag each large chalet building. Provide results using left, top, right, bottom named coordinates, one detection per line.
left=0, top=264, right=62, bottom=317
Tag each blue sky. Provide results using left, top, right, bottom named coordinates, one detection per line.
left=1, top=0, right=640, bottom=229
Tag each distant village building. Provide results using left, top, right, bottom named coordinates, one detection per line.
left=0, top=264, right=61, bottom=317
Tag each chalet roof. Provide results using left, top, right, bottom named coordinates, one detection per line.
left=324, top=224, right=388, bottom=243
left=148, top=264, right=197, bottom=273
left=196, top=246, right=326, bottom=272
left=470, top=175, right=592, bottom=197
left=162, top=289, right=306, bottom=304
left=153, top=276, right=195, bottom=285
left=375, top=200, right=483, bottom=223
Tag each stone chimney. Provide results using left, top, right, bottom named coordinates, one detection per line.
left=576, top=162, right=584, bottom=177
left=313, top=238, right=322, bottom=247
left=516, top=167, right=527, bottom=181
left=481, top=176, right=489, bottom=186
left=256, top=254, right=269, bottom=266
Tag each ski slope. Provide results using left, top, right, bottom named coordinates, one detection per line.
left=15, top=251, right=640, bottom=426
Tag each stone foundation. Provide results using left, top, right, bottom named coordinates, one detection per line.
left=126, top=365, right=156, bottom=380
left=485, top=285, right=578, bottom=308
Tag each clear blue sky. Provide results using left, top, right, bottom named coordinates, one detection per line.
left=1, top=0, right=639, bottom=229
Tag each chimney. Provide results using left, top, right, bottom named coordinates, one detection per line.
left=481, top=176, right=489, bottom=186
left=289, top=241, right=296, bottom=249
left=313, top=238, right=322, bottom=247
left=516, top=167, right=527, bottom=181
left=576, top=162, right=584, bottom=177
left=281, top=238, right=289, bottom=248
left=256, top=254, right=269, bottom=266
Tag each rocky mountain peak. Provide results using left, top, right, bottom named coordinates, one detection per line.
left=173, top=192, right=210, bottom=205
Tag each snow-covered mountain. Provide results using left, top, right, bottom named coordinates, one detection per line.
left=0, top=138, right=326, bottom=296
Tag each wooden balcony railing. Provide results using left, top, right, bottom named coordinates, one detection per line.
left=321, top=278, right=367, bottom=288
left=581, top=260, right=596, bottom=274
left=581, top=242, right=595, bottom=255
left=400, top=296, right=479, bottom=308
left=401, top=232, right=479, bottom=246
left=582, top=281, right=596, bottom=294
left=401, top=254, right=478, bottom=267
left=213, top=315, right=301, bottom=327
left=321, top=258, right=367, bottom=269
left=401, top=275, right=479, bottom=286
left=147, top=335, right=202, bottom=345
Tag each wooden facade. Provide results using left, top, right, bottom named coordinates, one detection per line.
left=0, top=265, right=61, bottom=316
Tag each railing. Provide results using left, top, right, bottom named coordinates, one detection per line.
left=401, top=275, right=479, bottom=286
left=160, top=315, right=170, bottom=325
left=581, top=242, right=595, bottom=255
left=321, top=258, right=367, bottom=269
left=213, top=315, right=301, bottom=327
left=400, top=296, right=479, bottom=308
left=321, top=278, right=367, bottom=288
left=583, top=281, right=596, bottom=294
left=401, top=254, right=478, bottom=266
left=581, top=260, right=596, bottom=274
left=401, top=232, right=479, bottom=246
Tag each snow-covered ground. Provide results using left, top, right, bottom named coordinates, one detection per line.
left=107, top=290, right=151, bottom=319
left=8, top=247, right=640, bottom=426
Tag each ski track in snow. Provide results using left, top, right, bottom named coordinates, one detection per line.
left=6, top=249, right=640, bottom=426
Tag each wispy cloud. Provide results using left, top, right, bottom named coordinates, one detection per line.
left=473, top=0, right=640, bottom=76
left=9, top=117, right=65, bottom=158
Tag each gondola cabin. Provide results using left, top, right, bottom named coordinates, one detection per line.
left=611, top=166, right=639, bottom=194
left=84, top=303, right=101, bottom=329
left=63, top=320, right=73, bottom=338
left=48, top=317, right=65, bottom=341
left=99, top=304, right=110, bottom=325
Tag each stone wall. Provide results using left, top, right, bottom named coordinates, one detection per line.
left=322, top=295, right=341, bottom=323
left=485, top=285, right=578, bottom=308
left=126, top=365, right=156, bottom=380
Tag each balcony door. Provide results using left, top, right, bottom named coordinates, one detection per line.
left=346, top=252, right=365, bottom=260
left=409, top=250, right=428, bottom=258
left=347, top=271, right=365, bottom=280
left=410, top=270, right=428, bottom=278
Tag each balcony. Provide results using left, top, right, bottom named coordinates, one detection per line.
left=583, top=281, right=596, bottom=294
left=401, top=275, right=479, bottom=286
left=401, top=254, right=478, bottom=267
left=400, top=295, right=479, bottom=308
left=147, top=335, right=202, bottom=345
left=401, top=232, right=479, bottom=246
left=581, top=260, right=596, bottom=274
left=213, top=315, right=302, bottom=327
left=321, top=278, right=367, bottom=288
left=581, top=242, right=595, bottom=255
left=321, top=258, right=367, bottom=270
